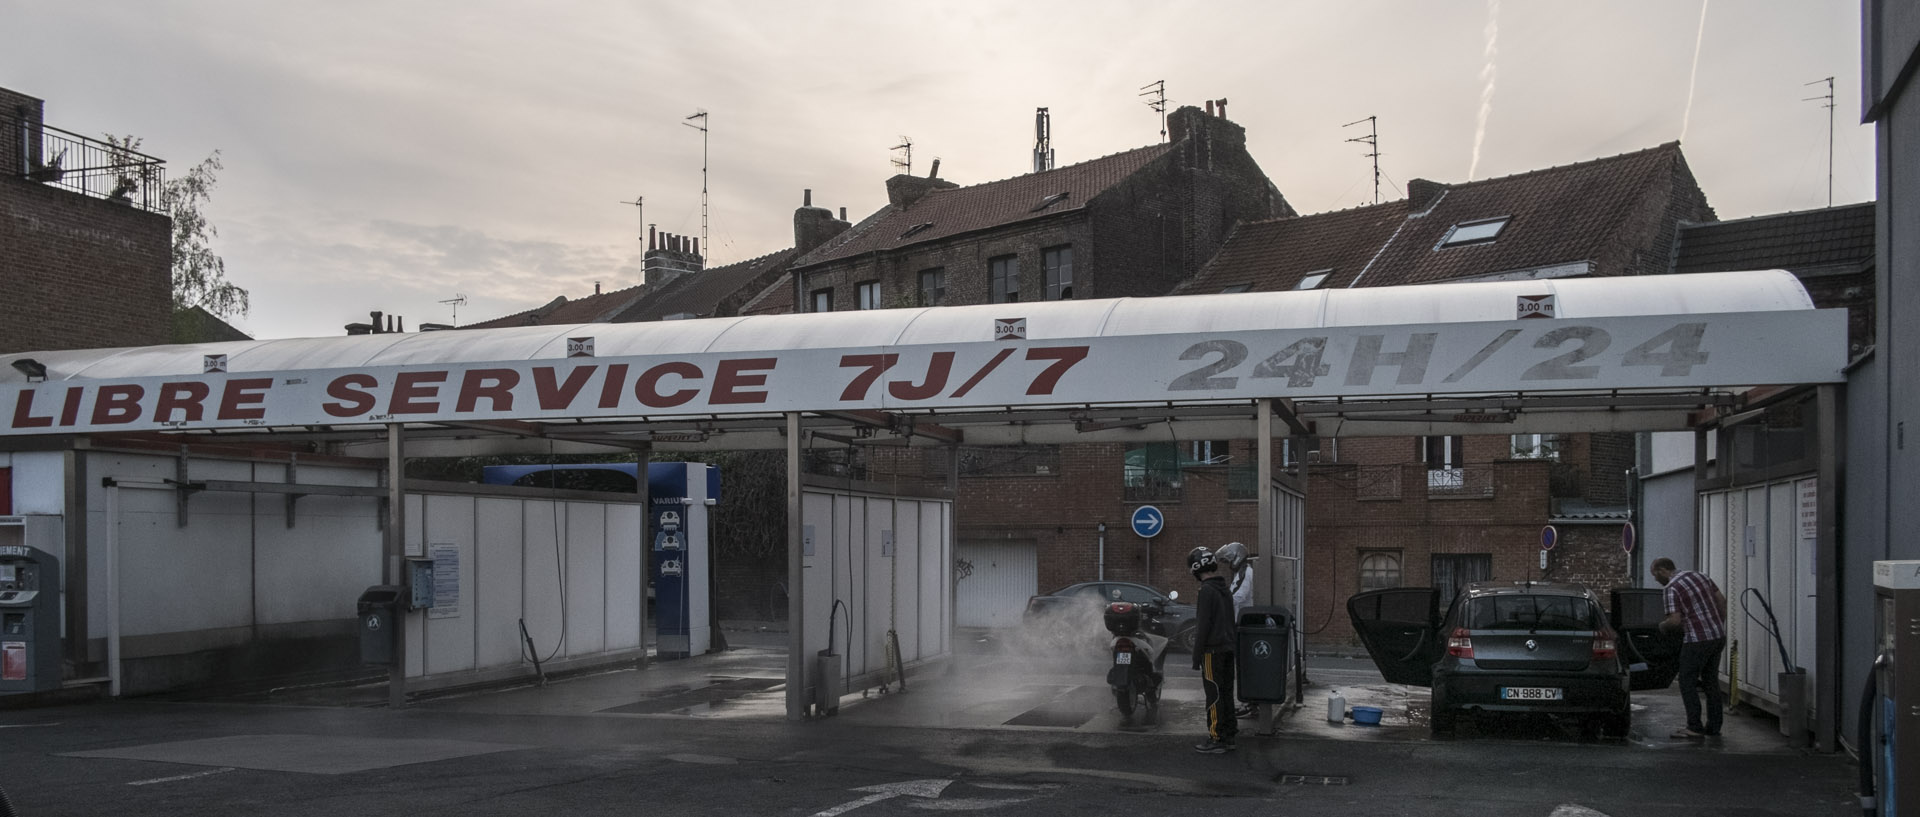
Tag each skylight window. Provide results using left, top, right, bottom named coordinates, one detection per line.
left=1295, top=270, right=1332, bottom=290
left=1219, top=283, right=1252, bottom=294
left=1437, top=217, right=1510, bottom=248
left=898, top=222, right=934, bottom=240
left=1030, top=192, right=1072, bottom=212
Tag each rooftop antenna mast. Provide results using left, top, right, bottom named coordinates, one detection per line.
left=439, top=294, right=467, bottom=326
left=618, top=195, right=643, bottom=241
left=683, top=109, right=709, bottom=257
left=1139, top=79, right=1167, bottom=142
left=1803, top=77, right=1835, bottom=207
left=891, top=136, right=913, bottom=176
left=1344, top=116, right=1381, bottom=205
left=1033, top=108, right=1054, bottom=173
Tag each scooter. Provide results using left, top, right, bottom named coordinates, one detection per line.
left=1104, top=591, right=1176, bottom=727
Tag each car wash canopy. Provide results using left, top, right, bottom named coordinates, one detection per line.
left=0, top=271, right=1845, bottom=442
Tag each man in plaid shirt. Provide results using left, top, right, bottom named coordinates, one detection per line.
left=1651, top=557, right=1727, bottom=739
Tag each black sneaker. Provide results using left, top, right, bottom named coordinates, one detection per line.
left=1193, top=739, right=1236, bottom=754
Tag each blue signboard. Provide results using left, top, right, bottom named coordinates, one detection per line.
left=1131, top=505, right=1165, bottom=539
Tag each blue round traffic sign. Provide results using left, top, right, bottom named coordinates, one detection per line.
left=1540, top=525, right=1558, bottom=551
left=1131, top=505, right=1165, bottom=539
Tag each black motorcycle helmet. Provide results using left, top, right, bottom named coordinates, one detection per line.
left=1187, top=546, right=1217, bottom=579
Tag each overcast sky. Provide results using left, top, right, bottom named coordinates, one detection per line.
left=1, top=1, right=1872, bottom=340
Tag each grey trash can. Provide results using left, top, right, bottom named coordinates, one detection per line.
left=357, top=585, right=403, bottom=665
left=1236, top=606, right=1292, bottom=704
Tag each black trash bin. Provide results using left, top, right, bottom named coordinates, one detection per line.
left=357, top=585, right=403, bottom=665
left=1236, top=606, right=1292, bottom=704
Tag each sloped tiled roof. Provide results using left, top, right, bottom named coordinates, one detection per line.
left=613, top=248, right=797, bottom=322
left=1670, top=202, right=1874, bottom=276
left=737, top=271, right=796, bottom=316
left=462, top=285, right=648, bottom=330
left=1186, top=142, right=1696, bottom=293
left=793, top=144, right=1175, bottom=268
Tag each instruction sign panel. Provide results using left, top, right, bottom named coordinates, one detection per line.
left=428, top=543, right=460, bottom=619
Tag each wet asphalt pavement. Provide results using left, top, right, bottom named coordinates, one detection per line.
left=0, top=628, right=1864, bottom=817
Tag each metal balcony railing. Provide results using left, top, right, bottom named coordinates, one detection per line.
left=6, top=113, right=167, bottom=213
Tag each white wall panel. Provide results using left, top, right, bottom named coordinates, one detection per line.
left=421, top=495, right=478, bottom=676
left=605, top=504, right=643, bottom=651
left=475, top=498, right=526, bottom=669
left=521, top=500, right=566, bottom=662
left=564, top=502, right=607, bottom=658
left=10, top=451, right=64, bottom=514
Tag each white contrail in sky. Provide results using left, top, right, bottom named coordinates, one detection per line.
left=1680, top=0, right=1711, bottom=142
left=1467, top=0, right=1499, bottom=181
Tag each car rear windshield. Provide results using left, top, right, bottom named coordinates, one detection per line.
left=1464, top=595, right=1601, bottom=631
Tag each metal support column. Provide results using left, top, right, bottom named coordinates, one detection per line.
left=1814, top=383, right=1842, bottom=750
left=786, top=412, right=806, bottom=721
left=1257, top=399, right=1275, bottom=604
left=636, top=443, right=652, bottom=669
left=387, top=423, right=407, bottom=708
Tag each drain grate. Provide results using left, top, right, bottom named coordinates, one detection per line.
left=1276, top=775, right=1350, bottom=786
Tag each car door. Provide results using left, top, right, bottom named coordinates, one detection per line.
left=1611, top=588, right=1681, bottom=690
left=1347, top=588, right=1442, bottom=686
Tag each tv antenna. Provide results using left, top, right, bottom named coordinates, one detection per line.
left=439, top=294, right=467, bottom=326
left=1139, top=79, right=1167, bottom=142
left=683, top=109, right=709, bottom=257
left=1803, top=77, right=1834, bottom=207
left=1344, top=116, right=1381, bottom=205
left=891, top=136, right=913, bottom=176
left=618, top=195, right=643, bottom=241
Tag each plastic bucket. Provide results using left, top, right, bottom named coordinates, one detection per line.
left=1350, top=705, right=1383, bottom=726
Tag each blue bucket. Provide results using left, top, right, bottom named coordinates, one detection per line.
left=1350, top=706, right=1383, bottom=725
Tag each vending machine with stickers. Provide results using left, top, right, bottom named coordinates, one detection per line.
left=0, top=543, right=61, bottom=693
left=650, top=463, right=720, bottom=659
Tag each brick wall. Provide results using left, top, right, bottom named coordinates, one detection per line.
left=1, top=174, right=171, bottom=354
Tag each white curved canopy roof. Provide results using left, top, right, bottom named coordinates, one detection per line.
left=0, top=270, right=1845, bottom=448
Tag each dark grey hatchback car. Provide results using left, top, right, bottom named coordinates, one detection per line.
left=1348, top=581, right=1681, bottom=737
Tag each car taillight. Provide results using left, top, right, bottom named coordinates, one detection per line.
left=1446, top=627, right=1473, bottom=658
left=1114, top=637, right=1135, bottom=653
left=1592, top=630, right=1618, bottom=661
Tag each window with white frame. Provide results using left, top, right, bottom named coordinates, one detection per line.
left=918, top=268, right=945, bottom=306
left=1043, top=245, right=1074, bottom=300
left=1418, top=435, right=1466, bottom=491
left=1359, top=551, right=1403, bottom=591
left=1436, top=216, right=1510, bottom=249
left=856, top=280, right=881, bottom=310
left=811, top=289, right=833, bottom=313
left=1295, top=269, right=1332, bottom=289
left=1510, top=433, right=1563, bottom=460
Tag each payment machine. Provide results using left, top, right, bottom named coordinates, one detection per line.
left=1871, top=560, right=1920, bottom=817
left=1, top=544, right=61, bottom=693
left=650, top=463, right=719, bottom=660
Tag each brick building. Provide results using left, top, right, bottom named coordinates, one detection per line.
left=1, top=87, right=172, bottom=354
left=1178, top=142, right=1717, bottom=645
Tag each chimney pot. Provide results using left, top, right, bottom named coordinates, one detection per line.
left=370, top=311, right=383, bottom=332
left=804, top=189, right=812, bottom=206
left=649, top=225, right=657, bottom=250
left=1217, top=98, right=1228, bottom=119
left=1205, top=100, right=1215, bottom=116
left=397, top=316, right=405, bottom=333
left=929, top=158, right=941, bottom=178
left=839, top=207, right=846, bottom=220
left=693, top=238, right=700, bottom=257
left=595, top=281, right=601, bottom=295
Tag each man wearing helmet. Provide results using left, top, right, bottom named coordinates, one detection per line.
left=1216, top=541, right=1258, bottom=719
left=1188, top=546, right=1238, bottom=753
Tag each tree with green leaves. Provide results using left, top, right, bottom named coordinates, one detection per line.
left=104, top=135, right=248, bottom=342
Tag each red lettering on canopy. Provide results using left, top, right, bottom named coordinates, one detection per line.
left=389, top=371, right=448, bottom=414
left=599, top=364, right=629, bottom=409
left=712, top=358, right=776, bottom=405
left=636, top=362, right=701, bottom=408
left=216, top=379, right=273, bottom=421
left=456, top=369, right=519, bottom=413
left=323, top=374, right=378, bottom=418
left=155, top=382, right=212, bottom=423
left=58, top=388, right=82, bottom=427
left=10, top=391, right=52, bottom=429
left=1025, top=346, right=1090, bottom=395
left=533, top=366, right=596, bottom=411
left=91, top=384, right=145, bottom=425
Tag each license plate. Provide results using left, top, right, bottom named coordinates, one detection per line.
left=1115, top=652, right=1132, bottom=665
left=1500, top=686, right=1563, bottom=701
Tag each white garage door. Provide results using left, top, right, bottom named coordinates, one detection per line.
left=954, top=541, right=1037, bottom=628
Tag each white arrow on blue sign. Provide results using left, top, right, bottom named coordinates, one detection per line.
left=1131, top=505, right=1165, bottom=539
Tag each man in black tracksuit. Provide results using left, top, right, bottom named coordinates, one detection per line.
left=1189, top=546, right=1237, bottom=753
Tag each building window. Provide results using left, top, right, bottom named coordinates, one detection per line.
left=1219, top=283, right=1252, bottom=294
left=1123, top=442, right=1181, bottom=501
left=1188, top=440, right=1231, bottom=465
left=918, top=268, right=946, bottom=306
left=1418, top=435, right=1466, bottom=492
left=1432, top=553, right=1493, bottom=602
left=1359, top=551, right=1403, bottom=591
left=1043, top=245, right=1074, bottom=300
left=856, top=280, right=881, bottom=310
left=1295, top=269, right=1332, bottom=289
left=990, top=255, right=1020, bottom=303
left=1436, top=216, right=1510, bottom=249
left=811, top=289, right=833, bottom=313
left=1510, top=433, right=1562, bottom=460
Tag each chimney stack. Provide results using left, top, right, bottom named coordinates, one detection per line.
left=794, top=189, right=852, bottom=253
left=929, top=158, right=941, bottom=178
left=1407, top=178, right=1448, bottom=212
left=595, top=281, right=601, bottom=295
left=692, top=238, right=699, bottom=257
left=370, top=311, right=382, bottom=333
left=804, top=189, right=812, bottom=206
left=839, top=207, right=846, bottom=220
left=1216, top=98, right=1228, bottom=119
left=1205, top=100, right=1215, bottom=116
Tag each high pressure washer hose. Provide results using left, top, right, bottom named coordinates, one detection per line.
left=1857, top=657, right=1884, bottom=817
